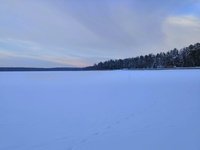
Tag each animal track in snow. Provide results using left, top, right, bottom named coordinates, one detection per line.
left=66, top=112, right=136, bottom=149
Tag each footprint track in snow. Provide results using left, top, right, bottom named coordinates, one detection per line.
left=67, top=112, right=136, bottom=149
left=80, top=138, right=88, bottom=143
left=66, top=146, right=74, bottom=150
left=92, top=132, right=100, bottom=136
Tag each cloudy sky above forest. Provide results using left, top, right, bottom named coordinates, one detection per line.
left=0, top=0, right=200, bottom=67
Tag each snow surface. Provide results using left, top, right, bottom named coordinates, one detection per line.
left=0, top=70, right=200, bottom=150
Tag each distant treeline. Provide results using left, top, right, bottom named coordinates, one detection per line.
left=1, top=43, right=200, bottom=71
left=0, top=67, right=84, bottom=72
left=89, top=43, right=200, bottom=70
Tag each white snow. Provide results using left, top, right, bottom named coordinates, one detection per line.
left=0, top=70, right=200, bottom=150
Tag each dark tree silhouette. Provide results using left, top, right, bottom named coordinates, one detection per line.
left=90, top=43, right=200, bottom=70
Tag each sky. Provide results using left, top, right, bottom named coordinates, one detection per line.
left=0, top=0, right=200, bottom=67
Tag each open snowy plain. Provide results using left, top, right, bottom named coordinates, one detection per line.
left=0, top=70, right=200, bottom=150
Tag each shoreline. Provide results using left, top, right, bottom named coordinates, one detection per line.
left=0, top=67, right=200, bottom=72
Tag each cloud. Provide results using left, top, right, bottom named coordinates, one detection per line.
left=0, top=50, right=90, bottom=67
left=0, top=0, right=200, bottom=67
left=0, top=38, right=90, bottom=67
left=163, top=15, right=200, bottom=49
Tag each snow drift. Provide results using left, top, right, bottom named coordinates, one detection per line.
left=0, top=70, right=200, bottom=150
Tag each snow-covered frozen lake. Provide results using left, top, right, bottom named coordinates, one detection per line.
left=0, top=70, right=200, bottom=150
